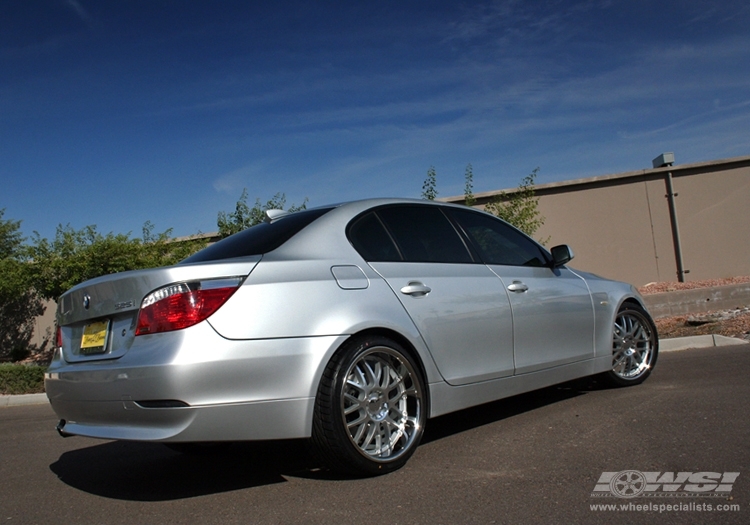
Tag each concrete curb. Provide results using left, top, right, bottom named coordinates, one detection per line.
left=0, top=393, right=48, bottom=407
left=659, top=334, right=749, bottom=352
left=2, top=335, right=748, bottom=407
left=643, top=283, right=750, bottom=318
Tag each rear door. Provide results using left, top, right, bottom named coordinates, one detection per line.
left=348, top=204, right=515, bottom=385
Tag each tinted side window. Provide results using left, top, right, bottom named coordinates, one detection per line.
left=449, top=208, right=549, bottom=267
left=182, top=207, right=333, bottom=263
left=376, top=206, right=473, bottom=263
left=347, top=212, right=402, bottom=262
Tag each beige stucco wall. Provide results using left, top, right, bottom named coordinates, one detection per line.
left=30, top=299, right=56, bottom=351
left=669, top=165, right=750, bottom=281
left=444, top=155, right=750, bottom=286
left=532, top=179, right=676, bottom=285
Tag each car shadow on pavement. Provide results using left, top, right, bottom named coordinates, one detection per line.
left=48, top=376, right=607, bottom=500
left=421, top=375, right=605, bottom=444
left=49, top=438, right=316, bottom=500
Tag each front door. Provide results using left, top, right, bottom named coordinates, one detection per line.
left=447, top=207, right=594, bottom=375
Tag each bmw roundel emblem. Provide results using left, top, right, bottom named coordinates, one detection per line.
left=83, top=294, right=91, bottom=310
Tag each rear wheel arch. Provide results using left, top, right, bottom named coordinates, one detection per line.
left=311, top=330, right=429, bottom=475
left=326, top=327, right=432, bottom=422
left=345, top=329, right=430, bottom=389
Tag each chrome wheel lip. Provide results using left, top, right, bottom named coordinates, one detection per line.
left=612, top=310, right=655, bottom=380
left=340, top=346, right=423, bottom=463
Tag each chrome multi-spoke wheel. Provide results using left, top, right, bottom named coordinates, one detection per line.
left=312, top=336, right=426, bottom=476
left=606, top=304, right=658, bottom=386
left=342, top=347, right=422, bottom=461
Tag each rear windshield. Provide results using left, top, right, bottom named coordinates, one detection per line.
left=181, top=207, right=334, bottom=263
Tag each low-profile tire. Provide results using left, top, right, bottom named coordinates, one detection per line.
left=604, top=303, right=658, bottom=387
left=311, top=335, right=426, bottom=476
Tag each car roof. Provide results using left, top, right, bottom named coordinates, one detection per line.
left=266, top=197, right=486, bottom=262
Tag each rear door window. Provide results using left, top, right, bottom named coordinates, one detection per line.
left=348, top=205, right=473, bottom=264
left=347, top=212, right=402, bottom=262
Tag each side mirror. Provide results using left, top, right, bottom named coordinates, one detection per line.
left=550, top=244, right=574, bottom=267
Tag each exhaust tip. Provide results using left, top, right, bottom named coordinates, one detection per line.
left=56, top=419, right=72, bottom=438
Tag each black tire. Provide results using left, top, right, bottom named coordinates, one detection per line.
left=603, top=303, right=659, bottom=387
left=311, top=335, right=426, bottom=476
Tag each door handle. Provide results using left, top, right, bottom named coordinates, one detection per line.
left=507, top=281, right=529, bottom=293
left=400, top=282, right=431, bottom=297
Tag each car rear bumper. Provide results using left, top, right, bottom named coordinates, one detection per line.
left=45, top=322, right=347, bottom=442
left=52, top=397, right=314, bottom=441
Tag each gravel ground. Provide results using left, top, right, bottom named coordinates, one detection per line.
left=638, top=276, right=750, bottom=341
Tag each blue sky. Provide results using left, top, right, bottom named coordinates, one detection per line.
left=2, top=0, right=749, bottom=241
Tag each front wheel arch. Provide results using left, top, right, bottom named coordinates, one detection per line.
left=602, top=302, right=659, bottom=387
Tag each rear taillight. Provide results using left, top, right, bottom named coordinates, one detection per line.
left=55, top=325, right=63, bottom=348
left=135, top=277, right=243, bottom=336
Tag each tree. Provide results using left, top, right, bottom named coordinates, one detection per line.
left=26, top=223, right=207, bottom=302
left=421, top=167, right=438, bottom=201
left=217, top=189, right=308, bottom=238
left=0, top=210, right=45, bottom=361
left=138, top=221, right=208, bottom=269
left=484, top=168, right=546, bottom=240
left=463, top=163, right=476, bottom=207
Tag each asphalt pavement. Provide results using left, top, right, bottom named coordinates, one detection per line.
left=1, top=344, right=747, bottom=524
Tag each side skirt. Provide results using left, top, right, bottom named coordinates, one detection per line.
left=428, top=355, right=611, bottom=418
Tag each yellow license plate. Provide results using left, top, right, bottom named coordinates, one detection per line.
left=81, top=320, right=110, bottom=354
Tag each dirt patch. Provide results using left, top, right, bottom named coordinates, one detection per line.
left=639, top=276, right=750, bottom=341
left=638, top=276, right=750, bottom=295
left=655, top=308, right=750, bottom=340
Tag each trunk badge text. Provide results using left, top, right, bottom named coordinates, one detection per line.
left=115, top=301, right=134, bottom=310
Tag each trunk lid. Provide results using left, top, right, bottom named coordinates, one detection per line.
left=56, top=258, right=261, bottom=362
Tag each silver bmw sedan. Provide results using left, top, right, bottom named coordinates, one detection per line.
left=46, top=198, right=658, bottom=475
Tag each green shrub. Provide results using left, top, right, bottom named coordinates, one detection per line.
left=0, top=364, right=46, bottom=395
